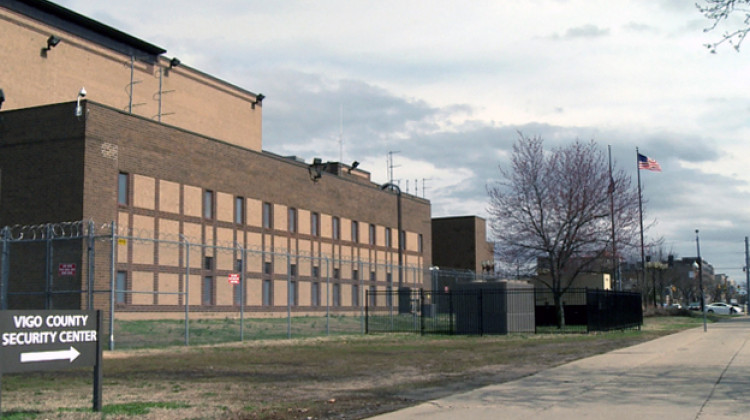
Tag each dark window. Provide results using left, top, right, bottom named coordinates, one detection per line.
left=263, top=279, right=272, bottom=305
left=351, top=221, right=359, bottom=243
left=288, top=207, right=297, bottom=232
left=387, top=272, right=393, bottom=284
left=369, top=286, right=377, bottom=306
left=289, top=281, right=298, bottom=306
left=369, top=224, right=376, bottom=245
left=312, top=266, right=320, bottom=278
left=311, top=212, right=320, bottom=237
left=332, top=217, right=340, bottom=239
left=386, top=286, right=393, bottom=307
left=203, top=190, right=214, bottom=219
left=235, top=196, right=244, bottom=224
left=385, top=228, right=392, bottom=248
left=264, top=261, right=272, bottom=275
left=311, top=282, right=320, bottom=306
left=263, top=202, right=273, bottom=228
left=289, top=263, right=297, bottom=278
left=116, top=271, right=127, bottom=304
left=352, top=284, right=359, bottom=307
left=118, top=172, right=129, bottom=205
left=333, top=283, right=341, bottom=307
left=236, top=259, right=243, bottom=272
left=400, top=230, right=406, bottom=250
left=203, top=256, right=214, bottom=270
left=352, top=269, right=359, bottom=282
left=202, top=276, right=213, bottom=305
left=418, top=233, right=423, bottom=253
left=333, top=268, right=340, bottom=280
left=370, top=271, right=376, bottom=282
left=233, top=283, right=242, bottom=306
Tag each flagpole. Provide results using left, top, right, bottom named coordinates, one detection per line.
left=608, top=145, right=618, bottom=290
left=636, top=147, right=646, bottom=302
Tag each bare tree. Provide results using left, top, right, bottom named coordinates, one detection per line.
left=488, top=134, right=641, bottom=327
left=698, top=0, right=750, bottom=52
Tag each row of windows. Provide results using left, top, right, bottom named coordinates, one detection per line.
left=119, top=172, right=422, bottom=251
left=200, top=256, right=395, bottom=282
left=115, top=271, right=390, bottom=307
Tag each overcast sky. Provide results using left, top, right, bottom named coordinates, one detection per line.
left=57, top=0, right=750, bottom=285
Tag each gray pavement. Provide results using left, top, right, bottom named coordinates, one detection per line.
left=370, top=317, right=750, bottom=419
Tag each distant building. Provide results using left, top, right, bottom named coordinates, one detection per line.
left=431, top=216, right=494, bottom=274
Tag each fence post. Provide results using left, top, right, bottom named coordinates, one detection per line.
left=183, top=236, right=190, bottom=346
left=87, top=220, right=95, bottom=310
left=238, top=243, right=245, bottom=342
left=325, top=256, right=330, bottom=336
left=1, top=226, right=10, bottom=310
left=420, top=288, right=425, bottom=336
left=449, top=289, right=454, bottom=335
left=365, top=289, right=369, bottom=334
left=45, top=224, right=53, bottom=309
left=360, top=261, right=364, bottom=335
left=109, top=221, right=117, bottom=351
left=287, top=252, right=291, bottom=339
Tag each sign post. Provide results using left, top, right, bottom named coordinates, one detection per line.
left=0, top=310, right=102, bottom=415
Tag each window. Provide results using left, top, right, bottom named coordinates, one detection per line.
left=333, top=283, right=341, bottom=307
left=262, top=279, right=272, bottom=306
left=400, top=230, right=406, bottom=250
left=369, top=224, right=376, bottom=245
left=333, top=268, right=340, bottom=280
left=351, top=221, right=359, bottom=243
left=288, top=207, right=297, bottom=232
left=311, top=212, right=319, bottom=237
left=289, top=281, right=298, bottom=306
left=352, top=269, right=359, bottom=282
left=203, top=190, right=214, bottom=219
left=386, top=272, right=393, bottom=285
left=235, top=196, right=244, bottom=224
left=418, top=233, right=423, bottom=253
left=289, top=263, right=297, bottom=278
left=203, top=256, right=214, bottom=270
left=369, top=286, right=377, bottom=307
left=236, top=259, right=243, bottom=272
left=264, top=261, right=272, bottom=275
left=370, top=271, right=376, bottom=282
left=233, top=284, right=242, bottom=306
left=312, top=266, right=320, bottom=278
left=118, top=172, right=129, bottom=205
left=386, top=286, right=393, bottom=307
left=352, top=284, right=359, bottom=307
left=116, top=271, right=127, bottom=304
left=311, top=282, right=320, bottom=306
left=385, top=228, right=391, bottom=248
left=263, top=202, right=273, bottom=228
left=202, top=276, right=213, bottom=305
left=332, top=217, right=340, bottom=239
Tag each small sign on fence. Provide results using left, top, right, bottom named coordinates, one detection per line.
left=58, top=263, right=76, bottom=276
left=228, top=273, right=240, bottom=285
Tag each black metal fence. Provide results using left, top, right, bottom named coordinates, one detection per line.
left=365, top=288, right=642, bottom=335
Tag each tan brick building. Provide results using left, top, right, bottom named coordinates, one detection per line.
left=0, top=0, right=431, bottom=315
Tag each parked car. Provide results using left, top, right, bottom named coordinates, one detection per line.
left=705, top=302, right=742, bottom=315
left=687, top=302, right=701, bottom=311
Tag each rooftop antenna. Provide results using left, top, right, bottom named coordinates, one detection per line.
left=387, top=151, right=400, bottom=185
left=422, top=178, right=431, bottom=198
left=338, top=104, right=343, bottom=163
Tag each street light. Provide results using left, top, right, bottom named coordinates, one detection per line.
left=695, top=229, right=707, bottom=332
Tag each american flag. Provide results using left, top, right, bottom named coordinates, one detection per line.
left=638, top=153, right=661, bottom=172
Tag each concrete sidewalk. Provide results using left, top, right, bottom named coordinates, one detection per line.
left=370, top=318, right=750, bottom=420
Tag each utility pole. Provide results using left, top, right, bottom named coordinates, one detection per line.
left=745, top=236, right=749, bottom=312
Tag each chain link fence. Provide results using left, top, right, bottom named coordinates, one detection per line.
left=1, top=220, right=427, bottom=350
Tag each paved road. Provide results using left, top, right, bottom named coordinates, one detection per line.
left=370, top=318, right=750, bottom=419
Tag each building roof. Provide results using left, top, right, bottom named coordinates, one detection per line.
left=4, top=0, right=166, bottom=59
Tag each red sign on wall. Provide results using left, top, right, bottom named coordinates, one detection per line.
left=58, top=263, right=76, bottom=276
left=228, top=273, right=240, bottom=285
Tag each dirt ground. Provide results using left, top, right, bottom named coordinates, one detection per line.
left=0, top=319, right=693, bottom=420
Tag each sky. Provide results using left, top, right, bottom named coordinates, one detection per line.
left=55, top=0, right=750, bottom=285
